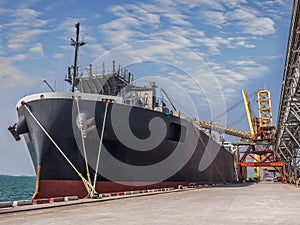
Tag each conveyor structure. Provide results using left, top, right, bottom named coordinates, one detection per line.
left=276, top=0, right=300, bottom=185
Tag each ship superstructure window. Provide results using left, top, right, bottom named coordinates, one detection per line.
left=166, top=122, right=186, bottom=142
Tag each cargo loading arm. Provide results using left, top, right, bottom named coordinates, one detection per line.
left=160, top=88, right=253, bottom=140
left=193, top=120, right=253, bottom=140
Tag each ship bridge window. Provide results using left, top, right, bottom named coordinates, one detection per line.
left=166, top=122, right=186, bottom=142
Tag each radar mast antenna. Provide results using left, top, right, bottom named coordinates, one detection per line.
left=70, top=23, right=86, bottom=92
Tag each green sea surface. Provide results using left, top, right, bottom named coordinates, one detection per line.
left=0, top=175, right=36, bottom=202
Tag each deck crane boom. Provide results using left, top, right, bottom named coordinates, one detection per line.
left=160, top=88, right=177, bottom=112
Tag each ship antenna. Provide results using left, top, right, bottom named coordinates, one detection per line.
left=70, top=22, right=86, bottom=92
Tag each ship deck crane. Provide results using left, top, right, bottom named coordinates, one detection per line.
left=160, top=88, right=177, bottom=112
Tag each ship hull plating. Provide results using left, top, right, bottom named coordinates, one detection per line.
left=16, top=93, right=234, bottom=199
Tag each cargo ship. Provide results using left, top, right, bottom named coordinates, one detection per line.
left=8, top=23, right=234, bottom=199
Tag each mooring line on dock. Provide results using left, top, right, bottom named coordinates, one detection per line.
left=21, top=101, right=96, bottom=198
left=93, top=101, right=109, bottom=189
left=75, top=97, right=93, bottom=188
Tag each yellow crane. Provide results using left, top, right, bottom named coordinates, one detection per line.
left=242, top=89, right=259, bottom=180
left=242, top=89, right=255, bottom=136
left=194, top=88, right=285, bottom=183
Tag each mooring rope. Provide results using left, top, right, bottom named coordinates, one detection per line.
left=93, top=102, right=109, bottom=189
left=22, top=101, right=97, bottom=197
left=75, top=97, right=92, bottom=186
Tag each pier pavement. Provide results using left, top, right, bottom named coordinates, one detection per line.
left=0, top=182, right=299, bottom=225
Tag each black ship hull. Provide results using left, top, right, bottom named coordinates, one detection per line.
left=15, top=92, right=234, bottom=199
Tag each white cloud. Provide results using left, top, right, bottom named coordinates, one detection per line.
left=201, top=11, right=226, bottom=28
left=164, top=13, right=191, bottom=26
left=54, top=53, right=64, bottom=59
left=100, top=29, right=142, bottom=46
left=29, top=43, right=44, bottom=56
left=226, top=8, right=275, bottom=35
left=45, top=1, right=64, bottom=11
left=218, top=62, right=269, bottom=81
left=7, top=43, right=23, bottom=50
left=8, top=29, right=47, bottom=51
left=155, top=0, right=247, bottom=11
left=12, top=54, right=26, bottom=61
left=91, top=0, right=277, bottom=107
left=152, top=30, right=193, bottom=46
left=243, top=17, right=275, bottom=36
left=226, top=8, right=258, bottom=21
left=1, top=8, right=47, bottom=29
left=235, top=41, right=256, bottom=48
left=85, top=43, right=106, bottom=58
left=263, top=55, right=282, bottom=60
left=107, top=4, right=161, bottom=27
left=100, top=1, right=262, bottom=59
left=210, top=61, right=270, bottom=100
left=255, top=0, right=285, bottom=6
left=56, top=17, right=87, bottom=37
left=0, top=57, right=34, bottom=89
left=123, top=4, right=161, bottom=25
left=220, top=0, right=247, bottom=8
left=229, top=60, right=258, bottom=66
left=195, top=36, right=256, bottom=55
left=100, top=17, right=141, bottom=30
left=1, top=7, right=49, bottom=52
left=201, top=7, right=275, bottom=36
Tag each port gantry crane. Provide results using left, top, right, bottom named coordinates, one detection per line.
left=193, top=89, right=287, bottom=183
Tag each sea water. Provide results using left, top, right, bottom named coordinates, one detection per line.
left=0, top=175, right=36, bottom=202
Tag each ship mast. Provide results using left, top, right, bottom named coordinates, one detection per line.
left=70, top=23, right=85, bottom=92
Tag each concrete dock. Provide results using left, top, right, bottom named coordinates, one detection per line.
left=0, top=182, right=299, bottom=225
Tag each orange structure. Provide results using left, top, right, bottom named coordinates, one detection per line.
left=237, top=90, right=286, bottom=183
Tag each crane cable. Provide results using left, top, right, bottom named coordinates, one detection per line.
left=213, top=90, right=257, bottom=120
left=22, top=101, right=97, bottom=198
left=228, top=112, right=247, bottom=126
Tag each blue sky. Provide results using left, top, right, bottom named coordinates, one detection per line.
left=0, top=0, right=294, bottom=175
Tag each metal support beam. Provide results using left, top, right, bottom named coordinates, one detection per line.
left=286, top=127, right=300, bottom=148
left=288, top=160, right=291, bottom=181
left=282, top=141, right=294, bottom=157
left=239, top=162, right=285, bottom=167
left=294, top=155, right=298, bottom=186
left=275, top=0, right=300, bottom=163
left=290, top=107, right=300, bottom=122
left=278, top=147, right=288, bottom=161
